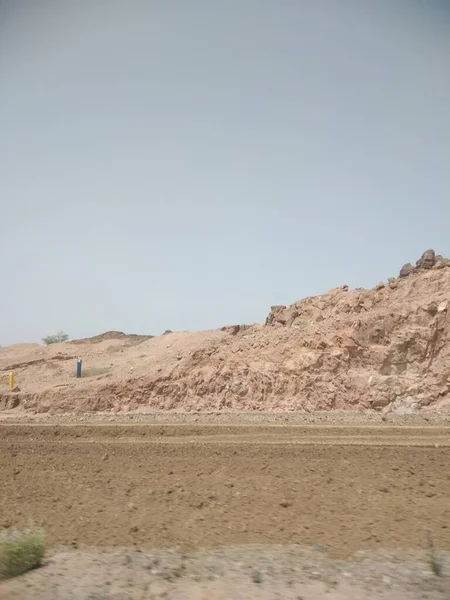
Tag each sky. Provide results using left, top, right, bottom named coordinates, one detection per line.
left=0, top=0, right=449, bottom=345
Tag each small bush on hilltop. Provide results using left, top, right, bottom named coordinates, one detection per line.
left=0, top=523, right=46, bottom=579
left=42, top=331, right=69, bottom=345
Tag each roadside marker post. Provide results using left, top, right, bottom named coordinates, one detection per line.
left=76, top=360, right=82, bottom=378
left=8, top=372, right=14, bottom=390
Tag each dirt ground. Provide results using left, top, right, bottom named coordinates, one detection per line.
left=1, top=416, right=450, bottom=598
left=2, top=545, right=450, bottom=600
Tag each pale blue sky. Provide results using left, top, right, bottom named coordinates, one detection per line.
left=1, top=1, right=449, bottom=344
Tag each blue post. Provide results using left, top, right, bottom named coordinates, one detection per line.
left=76, top=359, right=82, bottom=378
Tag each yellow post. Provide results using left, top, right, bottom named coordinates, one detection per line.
left=8, top=372, right=14, bottom=391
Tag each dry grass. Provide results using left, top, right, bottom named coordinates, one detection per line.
left=81, top=366, right=110, bottom=378
left=106, top=345, right=124, bottom=354
left=0, top=523, right=46, bottom=579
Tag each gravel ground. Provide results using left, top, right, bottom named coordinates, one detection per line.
left=1, top=544, right=449, bottom=599
left=1, top=409, right=450, bottom=425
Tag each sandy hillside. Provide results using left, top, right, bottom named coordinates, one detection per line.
left=1, top=249, right=449, bottom=415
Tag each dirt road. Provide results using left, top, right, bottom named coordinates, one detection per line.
left=1, top=421, right=450, bottom=558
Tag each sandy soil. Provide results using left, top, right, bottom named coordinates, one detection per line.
left=2, top=545, right=449, bottom=599
left=1, top=418, right=450, bottom=598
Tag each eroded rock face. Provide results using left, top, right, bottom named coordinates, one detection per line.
left=5, top=250, right=450, bottom=416
left=258, top=250, right=450, bottom=413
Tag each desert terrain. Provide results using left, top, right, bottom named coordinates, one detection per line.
left=1, top=416, right=450, bottom=598
left=1, top=249, right=449, bottom=417
left=1, top=250, right=450, bottom=598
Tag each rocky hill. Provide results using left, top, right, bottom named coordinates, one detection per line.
left=1, top=249, right=449, bottom=415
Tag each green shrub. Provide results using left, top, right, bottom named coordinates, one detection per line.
left=428, top=533, right=443, bottom=577
left=430, top=555, right=443, bottom=577
left=251, top=570, right=262, bottom=584
left=0, top=523, right=46, bottom=579
left=42, top=331, right=69, bottom=345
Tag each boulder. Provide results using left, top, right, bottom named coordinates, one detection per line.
left=399, top=263, right=414, bottom=278
left=416, top=248, right=435, bottom=270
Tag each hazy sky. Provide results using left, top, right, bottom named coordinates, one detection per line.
left=1, top=1, right=449, bottom=345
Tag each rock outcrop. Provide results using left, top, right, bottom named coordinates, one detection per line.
left=1, top=250, right=449, bottom=415
left=399, top=249, right=450, bottom=278
left=71, top=331, right=153, bottom=345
